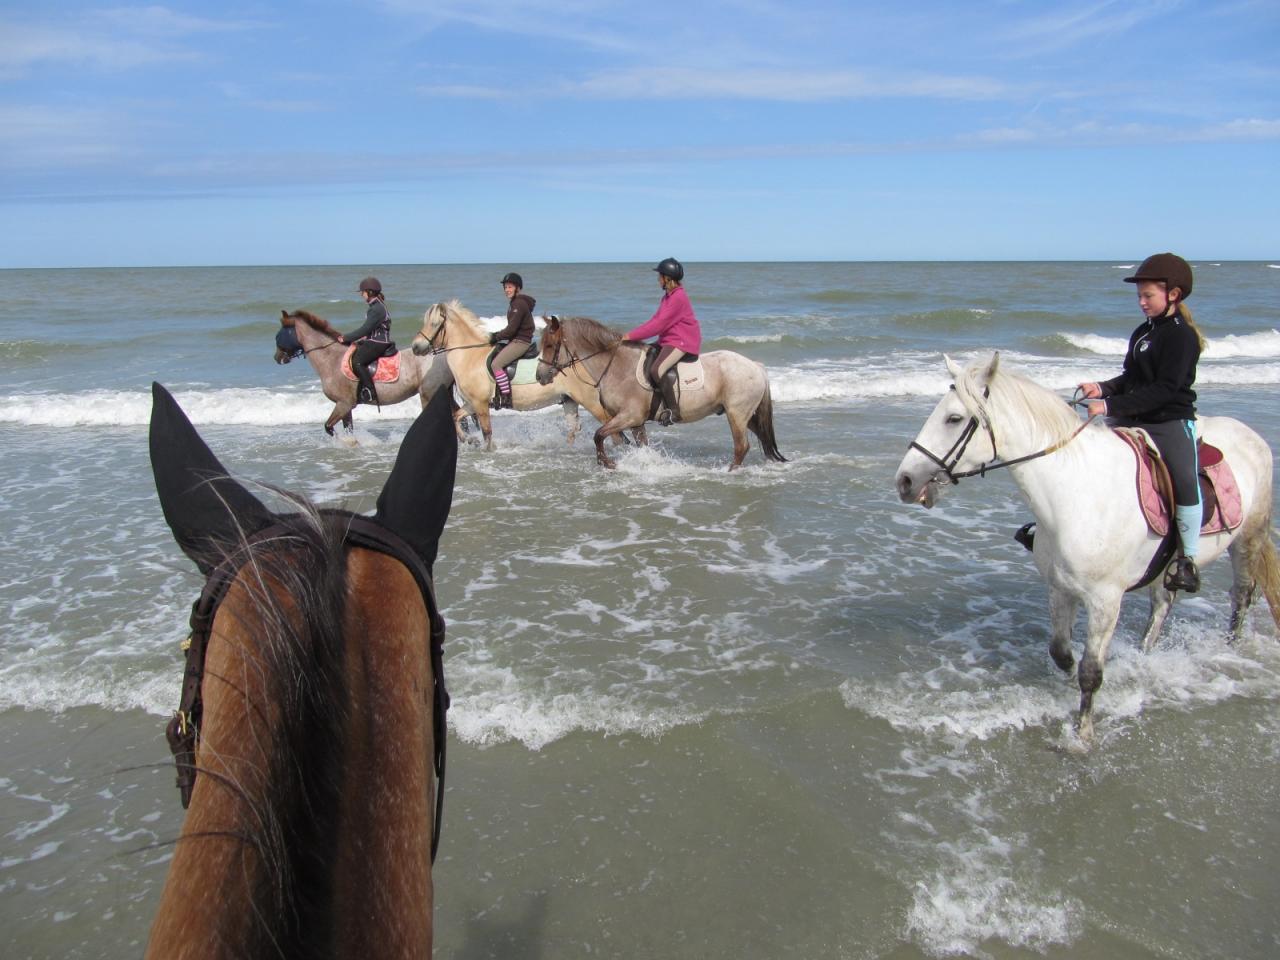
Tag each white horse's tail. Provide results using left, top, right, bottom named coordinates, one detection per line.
left=1251, top=527, right=1280, bottom=633
left=748, top=379, right=787, bottom=463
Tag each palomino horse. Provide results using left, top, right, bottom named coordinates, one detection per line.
left=145, top=382, right=455, bottom=958
left=535, top=315, right=787, bottom=470
left=895, top=353, right=1280, bottom=740
left=410, top=299, right=638, bottom=450
left=275, top=308, right=454, bottom=435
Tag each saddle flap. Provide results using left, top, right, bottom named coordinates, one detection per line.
left=1116, top=428, right=1243, bottom=536
left=341, top=345, right=401, bottom=383
left=632, top=349, right=707, bottom=391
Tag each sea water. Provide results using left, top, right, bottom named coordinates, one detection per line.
left=2, top=261, right=1279, bottom=958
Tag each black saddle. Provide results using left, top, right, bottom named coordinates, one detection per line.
left=488, top=340, right=539, bottom=381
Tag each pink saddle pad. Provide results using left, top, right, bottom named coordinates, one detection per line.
left=342, top=346, right=401, bottom=383
left=1116, top=429, right=1243, bottom=536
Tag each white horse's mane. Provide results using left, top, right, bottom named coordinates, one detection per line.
left=953, top=356, right=1082, bottom=449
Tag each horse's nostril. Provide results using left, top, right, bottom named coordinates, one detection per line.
left=896, top=473, right=911, bottom=496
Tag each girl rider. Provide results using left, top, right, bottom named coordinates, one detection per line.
left=1079, top=252, right=1205, bottom=592
left=339, top=277, right=395, bottom=406
left=623, top=257, right=702, bottom=425
left=490, top=272, right=536, bottom=409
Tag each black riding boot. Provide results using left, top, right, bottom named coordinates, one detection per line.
left=356, top=367, right=377, bottom=406
left=658, top=368, right=681, bottom=426
left=1164, top=556, right=1200, bottom=593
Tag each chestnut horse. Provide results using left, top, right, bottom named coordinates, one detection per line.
left=535, top=315, right=787, bottom=470
left=275, top=308, right=454, bottom=435
left=145, top=382, right=456, bottom=958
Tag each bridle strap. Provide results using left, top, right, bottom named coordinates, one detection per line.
left=541, top=337, right=618, bottom=389
left=908, top=385, right=1096, bottom=483
left=165, top=511, right=451, bottom=862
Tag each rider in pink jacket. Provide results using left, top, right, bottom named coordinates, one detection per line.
left=625, top=258, right=702, bottom=424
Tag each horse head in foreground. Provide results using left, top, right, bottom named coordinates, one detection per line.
left=145, top=382, right=456, bottom=958
left=896, top=353, right=1280, bottom=741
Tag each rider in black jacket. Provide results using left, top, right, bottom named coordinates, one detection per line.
left=1080, top=253, right=1205, bottom=592
left=341, top=277, right=395, bottom=405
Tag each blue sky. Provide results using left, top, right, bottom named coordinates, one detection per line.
left=1, top=1, right=1277, bottom=266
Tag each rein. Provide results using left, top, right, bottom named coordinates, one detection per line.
left=415, top=314, right=491, bottom=356
left=541, top=336, right=619, bottom=389
left=909, top=385, right=1097, bottom=483
left=165, top=511, right=450, bottom=862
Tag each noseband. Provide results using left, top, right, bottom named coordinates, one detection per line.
left=908, top=385, right=999, bottom=483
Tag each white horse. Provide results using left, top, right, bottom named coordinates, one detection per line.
left=895, top=353, right=1280, bottom=740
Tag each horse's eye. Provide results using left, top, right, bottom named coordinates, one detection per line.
left=946, top=414, right=964, bottom=425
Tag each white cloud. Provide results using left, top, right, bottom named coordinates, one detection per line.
left=1193, top=118, right=1280, bottom=141
left=416, top=66, right=1009, bottom=103
left=0, top=105, right=129, bottom=169
left=995, top=0, right=1180, bottom=57
left=0, top=22, right=196, bottom=74
left=0, top=7, right=260, bottom=76
left=568, top=67, right=1008, bottom=101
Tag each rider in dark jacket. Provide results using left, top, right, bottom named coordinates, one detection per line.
left=490, top=272, right=535, bottom=409
left=342, top=277, right=395, bottom=405
left=1079, top=253, right=1205, bottom=592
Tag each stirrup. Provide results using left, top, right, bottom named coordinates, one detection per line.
left=357, top=385, right=376, bottom=405
left=1164, top=557, right=1200, bottom=593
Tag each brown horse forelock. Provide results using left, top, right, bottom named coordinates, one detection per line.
left=209, top=510, right=355, bottom=953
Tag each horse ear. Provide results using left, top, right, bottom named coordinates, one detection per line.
left=149, top=382, right=276, bottom=575
left=374, top=386, right=457, bottom=571
left=983, top=351, right=1001, bottom=383
left=944, top=354, right=962, bottom=379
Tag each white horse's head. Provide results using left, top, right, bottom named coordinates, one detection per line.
left=895, top=352, right=1001, bottom=508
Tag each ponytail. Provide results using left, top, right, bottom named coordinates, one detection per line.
left=1175, top=296, right=1206, bottom=352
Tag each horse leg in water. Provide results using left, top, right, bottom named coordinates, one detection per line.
left=1047, top=588, right=1077, bottom=675
left=1227, top=538, right=1259, bottom=642
left=325, top=403, right=355, bottom=436
left=560, top=398, right=582, bottom=445
left=472, top=406, right=495, bottom=450
left=593, top=411, right=643, bottom=469
left=1139, top=585, right=1175, bottom=653
left=726, top=408, right=752, bottom=471
left=1075, top=590, right=1123, bottom=740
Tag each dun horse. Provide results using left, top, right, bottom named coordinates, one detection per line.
left=410, top=299, right=637, bottom=450
left=275, top=309, right=454, bottom=435
left=535, top=315, right=787, bottom=470
left=145, top=383, right=456, bottom=958
left=895, top=353, right=1280, bottom=740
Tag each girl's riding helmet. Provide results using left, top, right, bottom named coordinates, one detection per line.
left=1124, top=253, right=1193, bottom=299
left=653, top=258, right=684, bottom=282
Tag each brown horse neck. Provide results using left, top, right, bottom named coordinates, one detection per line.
left=289, top=310, right=342, bottom=340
